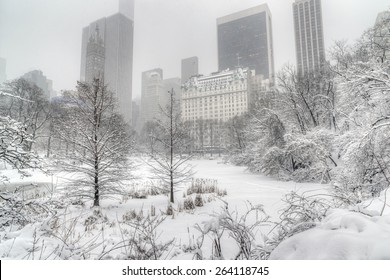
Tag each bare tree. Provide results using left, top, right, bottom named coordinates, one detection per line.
left=53, top=78, right=133, bottom=207
left=0, top=116, right=41, bottom=180
left=276, top=65, right=337, bottom=133
left=145, top=89, right=194, bottom=203
left=0, top=91, right=42, bottom=182
left=0, top=78, right=51, bottom=151
left=225, top=115, right=248, bottom=155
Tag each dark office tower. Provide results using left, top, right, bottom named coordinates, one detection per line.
left=181, top=57, right=199, bottom=84
left=0, top=57, right=6, bottom=84
left=293, top=0, right=325, bottom=76
left=80, top=0, right=134, bottom=124
left=217, top=4, right=274, bottom=82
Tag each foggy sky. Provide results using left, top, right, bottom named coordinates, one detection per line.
left=0, top=0, right=389, bottom=99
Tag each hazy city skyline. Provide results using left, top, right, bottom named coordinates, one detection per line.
left=0, top=0, right=389, bottom=98
left=80, top=8, right=134, bottom=124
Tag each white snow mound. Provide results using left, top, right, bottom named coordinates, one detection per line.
left=269, top=209, right=390, bottom=260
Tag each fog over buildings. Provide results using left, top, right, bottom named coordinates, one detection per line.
left=0, top=0, right=389, bottom=99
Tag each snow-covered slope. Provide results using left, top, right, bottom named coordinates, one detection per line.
left=270, top=193, right=390, bottom=260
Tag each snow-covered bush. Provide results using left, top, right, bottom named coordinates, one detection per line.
left=0, top=78, right=51, bottom=152
left=100, top=215, right=174, bottom=260
left=0, top=189, right=57, bottom=230
left=270, top=191, right=334, bottom=247
left=122, top=209, right=144, bottom=222
left=194, top=194, right=203, bottom=207
left=0, top=116, right=41, bottom=177
left=183, top=196, right=195, bottom=211
left=269, top=208, right=390, bottom=260
left=194, top=203, right=269, bottom=260
left=330, top=26, right=390, bottom=200
left=256, top=190, right=348, bottom=259
left=186, top=178, right=226, bottom=196
left=245, top=126, right=335, bottom=183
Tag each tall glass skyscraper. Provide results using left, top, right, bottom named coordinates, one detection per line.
left=293, top=0, right=325, bottom=76
left=217, top=4, right=274, bottom=82
left=80, top=0, right=134, bottom=124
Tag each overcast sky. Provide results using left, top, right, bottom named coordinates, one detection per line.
left=0, top=0, right=389, bottom=99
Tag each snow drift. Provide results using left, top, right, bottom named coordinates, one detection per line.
left=270, top=208, right=390, bottom=259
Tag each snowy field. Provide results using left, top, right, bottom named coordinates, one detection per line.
left=1, top=158, right=389, bottom=260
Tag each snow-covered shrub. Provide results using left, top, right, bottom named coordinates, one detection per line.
left=257, top=146, right=286, bottom=177
left=334, top=125, right=390, bottom=202
left=245, top=127, right=335, bottom=183
left=329, top=22, right=390, bottom=202
left=132, top=190, right=147, bottom=199
left=194, top=203, right=269, bottom=260
left=127, top=181, right=169, bottom=201
left=186, top=178, right=226, bottom=197
left=183, top=197, right=195, bottom=211
left=0, top=116, right=41, bottom=177
left=122, top=209, right=144, bottom=222
left=284, top=130, right=334, bottom=182
left=0, top=188, right=58, bottom=230
left=219, top=203, right=269, bottom=260
left=84, top=209, right=109, bottom=231
left=99, top=215, right=174, bottom=260
left=269, top=208, right=390, bottom=260
left=195, top=218, right=224, bottom=259
left=165, top=203, right=173, bottom=216
left=264, top=191, right=336, bottom=258
left=194, top=194, right=203, bottom=207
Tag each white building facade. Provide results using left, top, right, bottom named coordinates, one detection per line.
left=182, top=68, right=251, bottom=123
left=181, top=68, right=258, bottom=150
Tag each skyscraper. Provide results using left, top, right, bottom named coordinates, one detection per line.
left=140, top=69, right=181, bottom=130
left=293, top=0, right=325, bottom=76
left=22, top=70, right=56, bottom=100
left=181, top=57, right=199, bottom=84
left=85, top=26, right=105, bottom=83
left=140, top=69, right=165, bottom=126
left=217, top=4, right=274, bottom=82
left=80, top=0, right=134, bottom=124
left=0, top=57, right=6, bottom=84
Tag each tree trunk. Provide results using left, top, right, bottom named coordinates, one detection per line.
left=46, top=132, right=52, bottom=158
left=170, top=89, right=174, bottom=204
left=170, top=170, right=174, bottom=203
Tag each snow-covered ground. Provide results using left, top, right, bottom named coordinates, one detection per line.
left=270, top=193, right=390, bottom=259
left=1, top=158, right=389, bottom=260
